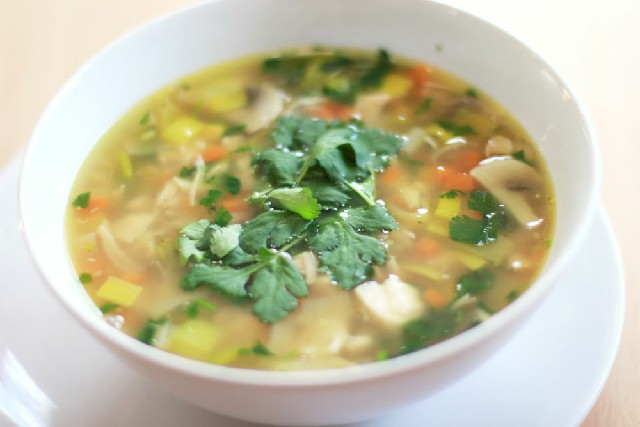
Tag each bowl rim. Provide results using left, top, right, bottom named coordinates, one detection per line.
left=19, top=0, right=601, bottom=387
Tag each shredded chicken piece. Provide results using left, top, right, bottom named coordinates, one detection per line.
left=355, top=274, right=424, bottom=327
left=96, top=221, right=142, bottom=273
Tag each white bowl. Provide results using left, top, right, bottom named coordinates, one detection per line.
left=19, top=0, right=599, bottom=425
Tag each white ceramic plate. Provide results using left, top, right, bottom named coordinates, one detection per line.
left=0, top=155, right=623, bottom=426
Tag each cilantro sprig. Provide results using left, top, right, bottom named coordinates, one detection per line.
left=449, top=191, right=507, bottom=246
left=177, top=115, right=404, bottom=323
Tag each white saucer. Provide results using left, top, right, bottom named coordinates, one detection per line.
left=0, top=155, right=624, bottom=427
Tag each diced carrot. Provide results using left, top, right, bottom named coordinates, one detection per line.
left=467, top=210, right=483, bottom=220
left=407, top=64, right=430, bottom=97
left=423, top=288, right=449, bottom=309
left=220, top=197, right=249, bottom=213
left=379, top=165, right=402, bottom=185
left=434, top=165, right=477, bottom=192
left=414, top=237, right=440, bottom=258
left=120, top=273, right=142, bottom=285
left=309, top=102, right=355, bottom=121
left=78, top=197, right=112, bottom=216
left=201, top=144, right=228, bottom=163
left=453, top=149, right=485, bottom=172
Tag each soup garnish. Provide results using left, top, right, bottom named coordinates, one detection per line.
left=67, top=48, right=554, bottom=370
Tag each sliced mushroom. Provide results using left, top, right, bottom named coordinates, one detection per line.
left=484, top=135, right=513, bottom=157
left=470, top=156, right=543, bottom=228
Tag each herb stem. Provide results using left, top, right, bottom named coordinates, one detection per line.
left=345, top=181, right=376, bottom=206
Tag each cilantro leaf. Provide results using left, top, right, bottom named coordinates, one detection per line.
left=208, top=224, right=242, bottom=258
left=304, top=179, right=352, bottom=207
left=138, top=317, right=168, bottom=345
left=248, top=249, right=308, bottom=323
left=262, top=55, right=310, bottom=85
left=449, top=191, right=506, bottom=246
left=343, top=204, right=398, bottom=232
left=268, top=187, right=321, bottom=220
left=252, top=148, right=301, bottom=187
left=179, top=165, right=196, bottom=179
left=239, top=210, right=310, bottom=253
left=440, top=189, right=465, bottom=199
left=400, top=310, right=456, bottom=354
left=79, top=272, right=93, bottom=285
left=181, top=263, right=251, bottom=298
left=309, top=215, right=387, bottom=289
left=72, top=192, right=91, bottom=208
left=358, top=48, right=394, bottom=90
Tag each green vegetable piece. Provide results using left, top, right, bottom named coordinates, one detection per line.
left=320, top=55, right=354, bottom=73
left=139, top=111, right=151, bottom=125
left=208, top=223, right=242, bottom=258
left=262, top=55, right=310, bottom=85
left=200, top=189, right=222, bottom=208
left=507, top=289, right=521, bottom=302
left=248, top=250, right=308, bottom=323
left=179, top=165, right=197, bottom=179
left=435, top=120, right=476, bottom=136
left=309, top=215, right=387, bottom=289
left=220, top=174, right=241, bottom=195
left=252, top=148, right=301, bottom=187
left=181, top=263, right=251, bottom=298
left=223, top=124, right=246, bottom=137
left=512, top=150, right=534, bottom=166
left=465, top=87, right=479, bottom=98
left=72, top=192, right=91, bottom=208
left=239, top=210, right=310, bottom=254
left=456, top=268, right=494, bottom=296
left=449, top=191, right=506, bottom=246
left=137, top=317, right=168, bottom=345
left=440, top=189, right=465, bottom=199
left=214, top=206, right=233, bottom=227
left=400, top=310, right=456, bottom=354
left=79, top=272, right=93, bottom=285
left=358, top=48, right=394, bottom=90
left=185, top=298, right=217, bottom=319
left=268, top=187, right=321, bottom=220
left=416, top=97, right=433, bottom=114
left=343, top=204, right=398, bottom=232
left=100, top=303, right=120, bottom=314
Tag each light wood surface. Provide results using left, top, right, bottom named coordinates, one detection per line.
left=1, top=0, right=637, bottom=425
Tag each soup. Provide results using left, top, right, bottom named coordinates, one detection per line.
left=66, top=48, right=554, bottom=370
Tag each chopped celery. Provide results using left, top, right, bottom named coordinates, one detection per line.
left=434, top=197, right=461, bottom=220
left=454, top=250, right=487, bottom=270
left=451, top=109, right=495, bottom=135
left=210, top=347, right=240, bottom=365
left=402, top=264, right=446, bottom=281
left=380, top=73, right=412, bottom=98
left=96, top=276, right=142, bottom=307
left=118, top=151, right=133, bottom=178
left=165, top=319, right=221, bottom=360
left=424, top=123, right=453, bottom=143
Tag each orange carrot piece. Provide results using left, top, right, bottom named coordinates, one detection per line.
left=434, top=165, right=477, bottom=192
left=414, top=237, right=440, bottom=258
left=423, top=288, right=449, bottom=309
left=379, top=166, right=402, bottom=185
left=120, top=273, right=143, bottom=285
left=407, top=64, right=430, bottom=96
left=310, top=102, right=355, bottom=121
left=454, top=149, right=485, bottom=172
left=201, top=144, right=228, bottom=163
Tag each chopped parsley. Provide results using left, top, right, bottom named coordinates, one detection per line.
left=435, top=120, right=476, bottom=136
left=139, top=111, right=151, bottom=125
left=223, top=124, right=246, bottom=137
left=78, top=272, right=93, bottom=285
left=507, top=289, right=521, bottom=302
left=416, top=97, right=433, bottom=114
left=137, top=317, right=168, bottom=345
left=178, top=115, right=404, bottom=323
left=220, top=174, right=241, bottom=195
left=465, top=87, right=478, bottom=98
left=100, top=302, right=120, bottom=314
left=439, top=189, right=465, bottom=199
left=512, top=150, right=534, bottom=166
left=456, top=268, right=494, bottom=296
left=185, top=298, right=217, bottom=318
left=179, top=165, right=197, bottom=179
left=72, top=192, right=91, bottom=208
left=199, top=189, right=222, bottom=208
left=214, top=206, right=233, bottom=227
left=239, top=340, right=273, bottom=356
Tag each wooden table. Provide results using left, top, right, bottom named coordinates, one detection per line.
left=1, top=0, right=637, bottom=425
